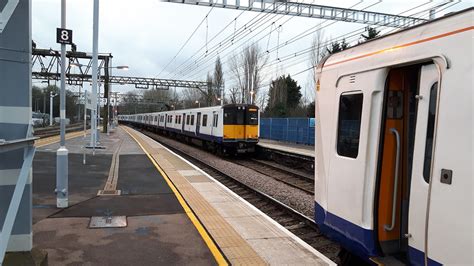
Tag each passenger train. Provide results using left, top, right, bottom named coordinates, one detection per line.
left=314, top=8, right=473, bottom=265
left=119, top=104, right=259, bottom=154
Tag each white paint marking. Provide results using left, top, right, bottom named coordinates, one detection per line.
left=0, top=0, right=20, bottom=34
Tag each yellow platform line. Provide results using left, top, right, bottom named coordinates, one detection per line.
left=35, top=130, right=88, bottom=148
left=122, top=126, right=228, bottom=266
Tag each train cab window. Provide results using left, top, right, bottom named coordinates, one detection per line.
left=202, top=114, right=208, bottom=127
left=186, top=115, right=190, bottom=125
left=247, top=108, right=258, bottom=125
left=336, top=92, right=363, bottom=158
left=191, top=115, right=195, bottom=126
left=423, top=82, right=438, bottom=183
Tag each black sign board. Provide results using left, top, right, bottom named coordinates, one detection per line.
left=56, top=28, right=73, bottom=45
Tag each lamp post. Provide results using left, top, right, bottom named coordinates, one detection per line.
left=49, top=91, right=58, bottom=126
left=195, top=100, right=200, bottom=108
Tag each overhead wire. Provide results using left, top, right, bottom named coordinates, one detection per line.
left=170, top=0, right=295, bottom=79
left=183, top=0, right=373, bottom=81
left=157, top=6, right=215, bottom=77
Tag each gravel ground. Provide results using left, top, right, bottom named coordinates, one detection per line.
left=151, top=133, right=315, bottom=218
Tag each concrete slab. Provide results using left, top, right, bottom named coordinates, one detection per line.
left=248, top=237, right=325, bottom=265
left=32, top=127, right=218, bottom=265
left=50, top=194, right=184, bottom=218
left=118, top=154, right=173, bottom=195
left=37, top=127, right=144, bottom=155
left=34, top=215, right=216, bottom=266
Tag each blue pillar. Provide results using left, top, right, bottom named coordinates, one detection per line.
left=0, top=0, right=33, bottom=253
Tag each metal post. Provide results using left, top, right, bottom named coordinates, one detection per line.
left=104, top=56, right=110, bottom=134
left=91, top=0, right=99, bottom=150
left=49, top=91, right=54, bottom=126
left=77, top=86, right=81, bottom=122
left=56, top=0, right=69, bottom=208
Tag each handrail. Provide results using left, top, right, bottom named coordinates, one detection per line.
left=0, top=137, right=37, bottom=153
left=384, top=128, right=400, bottom=232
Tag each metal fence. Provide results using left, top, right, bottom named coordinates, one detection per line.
left=260, top=118, right=315, bottom=145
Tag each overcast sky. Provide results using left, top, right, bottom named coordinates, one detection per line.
left=31, top=0, right=471, bottom=102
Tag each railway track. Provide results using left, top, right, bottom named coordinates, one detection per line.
left=34, top=123, right=85, bottom=138
left=231, top=158, right=315, bottom=194
left=138, top=129, right=341, bottom=263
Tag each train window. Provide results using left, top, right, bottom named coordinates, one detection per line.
left=191, top=115, right=195, bottom=126
left=423, top=82, right=438, bottom=183
left=213, top=114, right=218, bottom=127
left=186, top=115, right=190, bottom=125
left=247, top=109, right=258, bottom=125
left=175, top=116, right=178, bottom=123
left=337, top=92, right=363, bottom=158
left=202, top=114, right=208, bottom=127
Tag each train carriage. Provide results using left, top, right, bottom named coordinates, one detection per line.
left=119, top=104, right=259, bottom=154
left=314, top=8, right=473, bottom=265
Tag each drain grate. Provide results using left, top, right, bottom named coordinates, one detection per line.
left=89, top=216, right=127, bottom=228
left=97, top=190, right=121, bottom=196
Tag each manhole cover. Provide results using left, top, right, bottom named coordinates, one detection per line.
left=89, top=216, right=127, bottom=228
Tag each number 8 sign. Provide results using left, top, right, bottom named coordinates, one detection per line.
left=56, top=28, right=73, bottom=45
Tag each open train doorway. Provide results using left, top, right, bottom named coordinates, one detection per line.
left=376, top=63, right=439, bottom=262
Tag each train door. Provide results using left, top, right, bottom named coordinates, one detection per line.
left=406, top=64, right=438, bottom=265
left=376, top=64, right=432, bottom=260
left=182, top=113, right=185, bottom=132
left=196, top=112, right=201, bottom=135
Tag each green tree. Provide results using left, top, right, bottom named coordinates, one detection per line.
left=265, top=75, right=302, bottom=117
left=361, top=27, right=380, bottom=41
left=32, top=85, right=79, bottom=122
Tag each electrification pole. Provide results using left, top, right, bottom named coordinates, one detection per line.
left=91, top=0, right=99, bottom=150
left=49, top=91, right=55, bottom=126
left=56, top=0, right=69, bottom=208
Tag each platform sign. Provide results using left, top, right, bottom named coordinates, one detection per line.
left=56, top=28, right=73, bottom=44
left=85, top=90, right=94, bottom=110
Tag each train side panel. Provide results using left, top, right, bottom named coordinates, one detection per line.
left=315, top=9, right=473, bottom=264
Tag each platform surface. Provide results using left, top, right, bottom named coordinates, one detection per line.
left=31, top=127, right=216, bottom=265
left=125, top=127, right=332, bottom=265
left=257, top=139, right=315, bottom=158
left=28, top=126, right=332, bottom=265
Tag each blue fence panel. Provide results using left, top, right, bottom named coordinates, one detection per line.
left=260, top=117, right=315, bottom=146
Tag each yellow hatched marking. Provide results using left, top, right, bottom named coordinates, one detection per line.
left=122, top=126, right=229, bottom=266
left=35, top=130, right=88, bottom=148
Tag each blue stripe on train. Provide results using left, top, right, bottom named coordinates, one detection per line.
left=315, top=202, right=443, bottom=265
left=315, top=202, right=379, bottom=259
left=408, top=246, right=442, bottom=266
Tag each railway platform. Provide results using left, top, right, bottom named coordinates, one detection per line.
left=16, top=126, right=334, bottom=265
left=257, top=139, right=314, bottom=158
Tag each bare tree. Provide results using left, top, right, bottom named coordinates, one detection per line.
left=228, top=86, right=240, bottom=104
left=310, top=29, right=326, bottom=85
left=230, top=43, right=268, bottom=105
